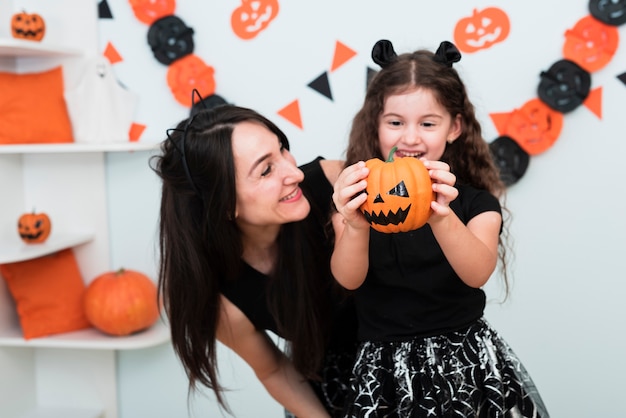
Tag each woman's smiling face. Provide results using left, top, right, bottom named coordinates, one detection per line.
left=232, top=121, right=310, bottom=228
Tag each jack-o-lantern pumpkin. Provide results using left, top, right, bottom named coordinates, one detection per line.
left=166, top=54, right=216, bottom=106
left=563, top=15, right=619, bottom=73
left=589, top=0, right=626, bottom=26
left=489, top=135, right=530, bottom=187
left=129, top=0, right=176, bottom=25
left=18, top=210, right=51, bottom=244
left=84, top=268, right=160, bottom=336
left=496, top=98, right=564, bottom=156
left=231, top=0, right=279, bottom=40
left=360, top=147, right=434, bottom=233
left=11, top=10, right=46, bottom=42
left=453, top=7, right=510, bottom=53
left=147, top=15, right=195, bottom=65
left=538, top=59, right=591, bottom=113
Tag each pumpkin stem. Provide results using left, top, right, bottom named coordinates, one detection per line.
left=386, top=147, right=397, bottom=162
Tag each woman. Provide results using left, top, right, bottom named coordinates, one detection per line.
left=151, top=104, right=356, bottom=417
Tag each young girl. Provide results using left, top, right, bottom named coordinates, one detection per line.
left=331, top=40, right=549, bottom=417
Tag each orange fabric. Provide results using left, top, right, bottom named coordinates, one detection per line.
left=0, top=249, right=90, bottom=339
left=0, top=66, right=74, bottom=144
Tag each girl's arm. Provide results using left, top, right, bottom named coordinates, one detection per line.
left=424, top=160, right=501, bottom=288
left=217, top=295, right=330, bottom=418
left=330, top=162, right=371, bottom=290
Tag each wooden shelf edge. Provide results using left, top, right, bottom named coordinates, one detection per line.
left=0, top=232, right=95, bottom=264
left=0, top=319, right=170, bottom=350
left=0, top=142, right=160, bottom=154
left=0, top=38, right=82, bottom=57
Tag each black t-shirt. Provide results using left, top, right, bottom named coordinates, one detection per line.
left=354, top=184, right=501, bottom=342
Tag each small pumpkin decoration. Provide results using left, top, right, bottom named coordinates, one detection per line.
left=360, top=147, right=434, bottom=233
left=18, top=210, right=51, bottom=244
left=147, top=15, right=195, bottom=65
left=537, top=59, right=591, bottom=113
left=453, top=7, right=510, bottom=53
left=11, top=10, right=46, bottom=42
left=231, top=0, right=279, bottom=40
left=84, top=268, right=160, bottom=336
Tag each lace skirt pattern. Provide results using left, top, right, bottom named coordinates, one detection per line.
left=343, top=318, right=549, bottom=418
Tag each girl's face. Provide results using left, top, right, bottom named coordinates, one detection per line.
left=232, top=121, right=310, bottom=228
left=378, top=87, right=461, bottom=162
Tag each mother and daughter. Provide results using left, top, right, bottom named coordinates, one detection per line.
left=152, top=39, right=549, bottom=417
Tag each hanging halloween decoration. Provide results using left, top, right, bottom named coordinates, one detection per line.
left=17, top=210, right=51, bottom=244
left=589, top=0, right=626, bottom=26
left=360, top=147, right=434, bottom=234
left=84, top=268, right=160, bottom=336
left=563, top=14, right=619, bottom=73
left=538, top=59, right=591, bottom=113
left=453, top=7, right=510, bottom=53
left=11, top=10, right=46, bottom=41
left=489, top=136, right=530, bottom=187
left=190, top=94, right=229, bottom=117
left=129, top=0, right=176, bottom=25
left=231, top=0, right=280, bottom=40
left=147, top=15, right=194, bottom=65
left=167, top=54, right=216, bottom=106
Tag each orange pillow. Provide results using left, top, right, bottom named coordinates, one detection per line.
left=0, top=249, right=90, bottom=339
left=0, top=66, right=74, bottom=144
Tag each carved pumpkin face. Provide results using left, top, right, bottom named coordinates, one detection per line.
left=129, top=0, right=176, bottom=25
left=360, top=148, right=434, bottom=233
left=502, top=98, right=563, bottom=156
left=489, top=135, right=530, bottom=187
left=563, top=15, right=618, bottom=73
left=167, top=54, right=216, bottom=107
left=589, top=0, right=626, bottom=26
left=147, top=15, right=195, bottom=65
left=453, top=7, right=510, bottom=53
left=538, top=59, right=591, bottom=113
left=18, top=211, right=51, bottom=244
left=231, top=0, right=279, bottom=40
left=11, top=11, right=46, bottom=41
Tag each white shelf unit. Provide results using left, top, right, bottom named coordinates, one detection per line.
left=0, top=2, right=168, bottom=417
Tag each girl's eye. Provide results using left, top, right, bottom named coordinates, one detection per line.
left=422, top=121, right=435, bottom=128
left=389, top=120, right=402, bottom=126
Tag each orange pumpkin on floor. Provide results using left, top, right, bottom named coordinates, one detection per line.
left=84, top=268, right=160, bottom=336
left=18, top=210, right=51, bottom=244
left=11, top=10, right=46, bottom=41
left=360, top=147, right=434, bottom=233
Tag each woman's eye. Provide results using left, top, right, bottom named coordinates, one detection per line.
left=261, top=165, right=272, bottom=177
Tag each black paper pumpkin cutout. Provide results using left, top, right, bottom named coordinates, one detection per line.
left=489, top=136, right=530, bottom=186
left=147, top=15, right=195, bottom=65
left=589, top=0, right=626, bottom=26
left=190, top=94, right=230, bottom=117
left=537, top=59, right=591, bottom=113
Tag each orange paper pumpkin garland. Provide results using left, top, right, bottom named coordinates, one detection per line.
left=11, top=10, right=46, bottom=41
left=360, top=147, right=434, bottom=234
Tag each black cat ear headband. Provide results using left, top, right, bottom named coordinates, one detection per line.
left=371, top=39, right=462, bottom=68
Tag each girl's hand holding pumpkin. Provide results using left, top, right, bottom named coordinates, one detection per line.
left=332, top=161, right=370, bottom=230
left=421, top=159, right=458, bottom=220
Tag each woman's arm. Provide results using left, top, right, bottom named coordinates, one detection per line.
left=217, top=295, right=330, bottom=418
left=424, top=160, right=501, bottom=288
left=330, top=162, right=371, bottom=290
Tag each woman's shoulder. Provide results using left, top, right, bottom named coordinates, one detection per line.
left=300, top=156, right=344, bottom=186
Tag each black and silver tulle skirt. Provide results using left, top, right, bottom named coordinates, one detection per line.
left=343, top=318, right=549, bottom=418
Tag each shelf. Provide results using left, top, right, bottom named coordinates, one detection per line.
left=0, top=38, right=82, bottom=57
left=0, top=232, right=94, bottom=264
left=20, top=406, right=103, bottom=418
left=0, top=318, right=170, bottom=350
left=0, top=141, right=160, bottom=154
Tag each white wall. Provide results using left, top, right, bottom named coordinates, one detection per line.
left=99, top=1, right=626, bottom=416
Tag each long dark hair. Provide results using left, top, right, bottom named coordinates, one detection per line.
left=151, top=105, right=330, bottom=411
left=347, top=42, right=511, bottom=296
